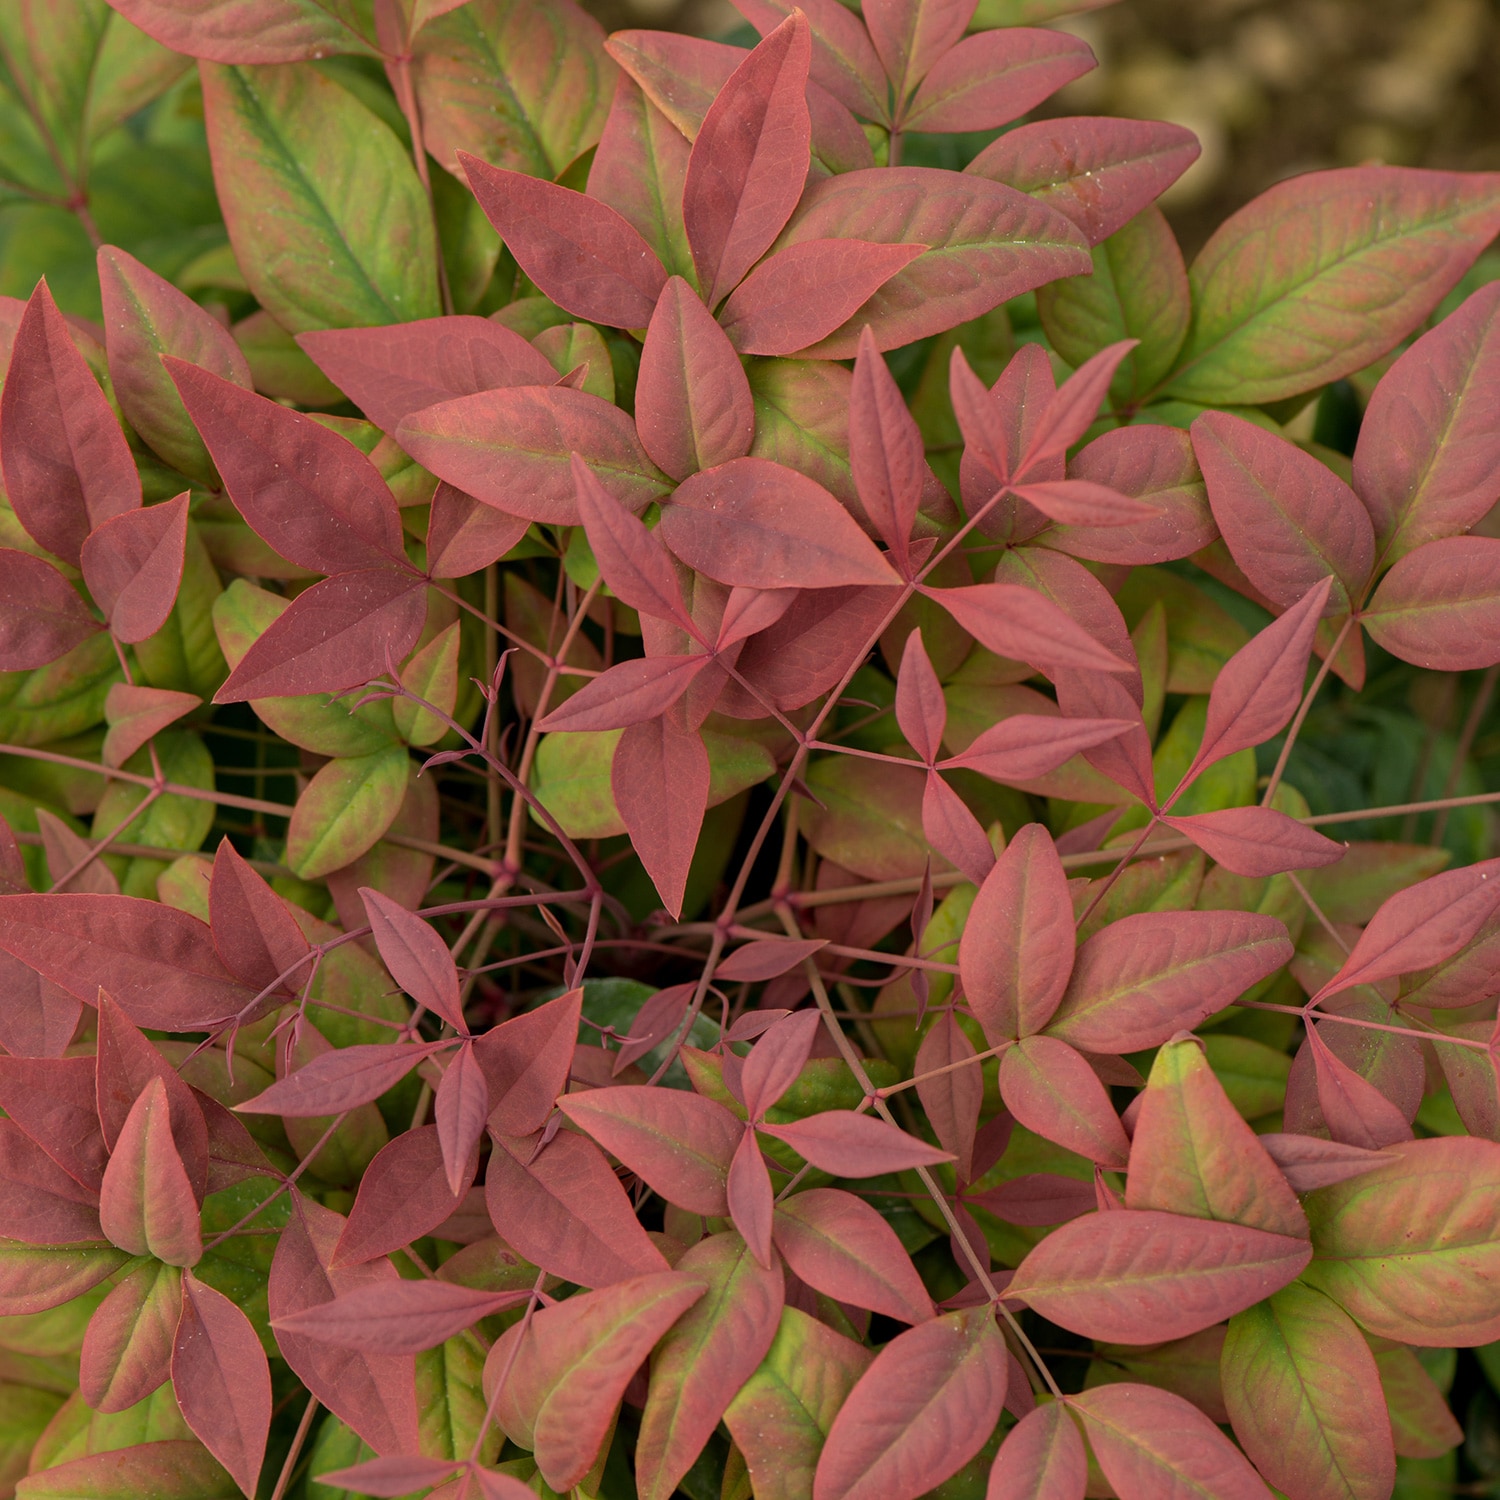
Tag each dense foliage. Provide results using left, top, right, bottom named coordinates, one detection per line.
left=4, top=1, right=1500, bottom=1498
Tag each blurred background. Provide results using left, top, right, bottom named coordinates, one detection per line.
left=581, top=0, right=1500, bottom=255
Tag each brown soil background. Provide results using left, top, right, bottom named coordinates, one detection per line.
left=581, top=0, right=1500, bottom=255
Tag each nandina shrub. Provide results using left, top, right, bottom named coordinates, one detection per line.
left=2, top=2, right=1500, bottom=1499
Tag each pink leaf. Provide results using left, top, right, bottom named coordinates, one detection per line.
left=473, top=989, right=581, bottom=1137
left=1257, top=1132, right=1392, bottom=1193
left=173, top=1271, right=271, bottom=1498
left=659, top=457, right=899, bottom=590
left=987, top=1401, right=1087, bottom=1500
left=435, top=1043, right=489, bottom=1199
left=236, top=1042, right=445, bottom=1117
left=716, top=584, right=798, bottom=648
left=903, top=28, right=1094, bottom=135
left=727, top=1129, right=776, bottom=1265
left=774, top=1188, right=933, bottom=1324
left=951, top=345, right=1019, bottom=488
left=102, top=684, right=200, bottom=771
left=967, top=1173, right=1097, bottom=1228
left=426, top=483, right=529, bottom=579
left=1069, top=1384, right=1273, bottom=1500
left=636, top=277, right=756, bottom=480
left=684, top=13, right=812, bottom=305
left=960, top=824, right=1074, bottom=1043
left=759, top=1110, right=951, bottom=1177
left=0, top=1055, right=107, bottom=1194
left=572, top=454, right=693, bottom=628
left=613, top=715, right=712, bottom=920
left=214, top=568, right=427, bottom=703
left=274, top=1278, right=525, bottom=1355
left=850, top=326, right=924, bottom=559
left=269, top=1198, right=420, bottom=1456
left=728, top=0, right=887, bottom=121
left=1013, top=1211, right=1311, bottom=1344
left=487, top=1126, right=670, bottom=1287
left=928, top=583, right=1131, bottom=675
left=719, top=239, right=927, bottom=356
left=896, top=629, right=946, bottom=763
left=98, top=1075, right=202, bottom=1268
left=813, top=1308, right=1008, bottom=1500
left=0, top=549, right=101, bottom=671
left=557, top=1085, right=743, bottom=1214
left=398, top=383, right=668, bottom=527
left=81, top=492, right=189, bottom=645
left=1362, top=535, right=1500, bottom=671
left=1305, top=1027, right=1415, bottom=1151
left=359, top=888, right=464, bottom=1031
left=1192, top=410, right=1374, bottom=612
left=1187, top=576, right=1333, bottom=780
left=167, top=359, right=404, bottom=573
left=1008, top=479, right=1159, bottom=529
left=914, top=1013, right=981, bottom=1182
left=208, top=838, right=310, bottom=997
left=742, top=1009, right=823, bottom=1119
left=940, top=714, right=1134, bottom=784
left=296, top=317, right=556, bottom=434
left=1162, top=806, right=1346, bottom=877
left=0, top=1118, right=103, bottom=1245
left=536, top=654, right=707, bottom=734
left=461, top=154, right=667, bottom=327
left=1021, top=342, right=1139, bottom=472
left=314, top=1457, right=464, bottom=1498
left=969, top=116, right=1200, bottom=245
left=999, top=1035, right=1130, bottom=1168
left=922, top=771, right=996, bottom=886
left=614, top=985, right=694, bottom=1074
left=1046, top=911, right=1293, bottom=1054
left=78, top=1259, right=179, bottom=1413
left=717, top=939, right=828, bottom=982
left=862, top=0, right=973, bottom=96
left=0, top=280, right=139, bottom=566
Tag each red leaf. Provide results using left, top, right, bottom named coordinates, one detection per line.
left=727, top=1130, right=776, bottom=1265
left=37, top=808, right=115, bottom=896
left=213, top=568, right=427, bottom=704
left=167, top=359, right=404, bottom=573
left=0, top=280, right=139, bottom=566
left=967, top=1173, right=1097, bottom=1228
left=1318, top=859, right=1500, bottom=1000
left=80, top=492, right=189, bottom=645
left=896, top=628, right=946, bottom=763
left=850, top=326, right=925, bottom=560
left=960, top=824, right=1074, bottom=1043
left=558, top=1085, right=742, bottom=1214
left=999, top=1035, right=1129, bottom=1168
left=435, top=1043, right=489, bottom=1199
left=1010, top=1211, right=1311, bottom=1344
left=536, top=655, right=707, bottom=734
left=1162, top=806, right=1346, bottom=877
left=929, top=583, right=1131, bottom=675
left=173, top=1270, right=271, bottom=1498
left=684, top=13, right=812, bottom=305
left=914, top=1013, right=981, bottom=1182
left=79, top=1259, right=179, bottom=1413
left=968, top=116, right=1200, bottom=246
left=314, top=1457, right=464, bottom=1498
left=759, top=1110, right=951, bottom=1177
left=774, top=1188, right=933, bottom=1324
left=742, top=1009, right=823, bottom=1119
left=0, top=1055, right=106, bottom=1193
left=635, top=276, right=755, bottom=480
left=717, top=939, right=828, bottom=982
left=398, top=383, right=668, bottom=526
left=863, top=0, right=970, bottom=95
left=274, top=1278, right=525, bottom=1355
left=572, top=455, right=692, bottom=628
left=360, top=888, right=464, bottom=1031
left=486, top=1126, right=670, bottom=1287
left=101, top=683, right=198, bottom=772
left=0, top=549, right=100, bottom=670
left=296, top=318, right=557, bottom=434
left=426, top=482, right=529, bottom=579
left=462, top=154, right=667, bottom=327
left=902, top=28, right=1095, bottom=134
left=728, top=0, right=887, bottom=121
left=1362, top=535, right=1500, bottom=671
left=1192, top=411, right=1374, bottom=612
left=1257, top=1132, right=1391, bottom=1192
left=1308, top=1027, right=1415, bottom=1150
left=1187, top=576, right=1333, bottom=781
left=236, top=1042, right=445, bottom=1117
left=615, top=985, right=695, bottom=1074
left=941, top=714, right=1134, bottom=784
left=473, top=988, right=582, bottom=1137
left=813, top=1308, right=1008, bottom=1500
left=332, top=1124, right=473, bottom=1268
left=1008, top=479, right=1159, bottom=529
left=1023, top=343, right=1140, bottom=472
left=988, top=1402, right=1087, bottom=1500
left=720, top=239, right=926, bottom=357
left=1046, top=911, right=1293, bottom=1054
left=0, top=894, right=255, bottom=1032
left=951, top=345, right=1021, bottom=489
left=922, top=771, right=996, bottom=886
left=208, top=838, right=310, bottom=997
left=98, top=1076, right=202, bottom=1267
left=1068, top=1384, right=1274, bottom=1500
left=659, top=457, right=899, bottom=589
left=1355, top=280, right=1500, bottom=562
left=615, top=716, right=712, bottom=920
left=269, top=1197, right=420, bottom=1456
left=0, top=1119, right=103, bottom=1245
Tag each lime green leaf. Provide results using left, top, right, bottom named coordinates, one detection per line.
left=286, top=746, right=411, bottom=880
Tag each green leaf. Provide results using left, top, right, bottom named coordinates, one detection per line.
left=417, top=1331, right=501, bottom=1466
left=534, top=321, right=614, bottom=403
left=0, top=1384, right=66, bottom=1493
left=1165, top=167, right=1500, bottom=405
left=135, top=525, right=229, bottom=701
left=0, top=1244, right=129, bottom=1319
left=747, top=359, right=855, bottom=505
left=801, top=756, right=929, bottom=882
left=92, top=730, right=216, bottom=895
left=286, top=746, right=411, bottom=880
left=723, top=1306, right=872, bottom=1500
left=0, top=634, right=121, bottom=748
left=1200, top=1034, right=1293, bottom=1120
left=1222, top=1283, right=1395, bottom=1500
left=1039, top=206, right=1190, bottom=406
left=1299, top=842, right=1451, bottom=926
left=201, top=61, right=440, bottom=331
left=395, top=621, right=459, bottom=747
